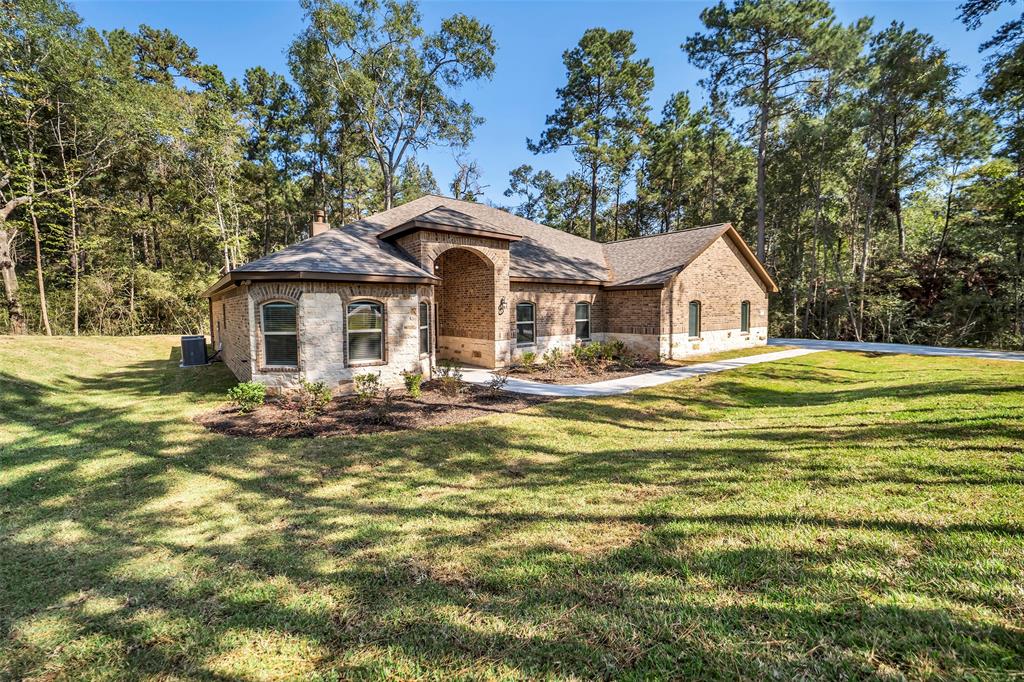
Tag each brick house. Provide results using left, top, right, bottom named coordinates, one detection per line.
left=203, top=195, right=777, bottom=390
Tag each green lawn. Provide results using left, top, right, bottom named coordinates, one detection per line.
left=2, top=336, right=1023, bottom=680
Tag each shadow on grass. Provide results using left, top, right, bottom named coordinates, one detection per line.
left=1, top=348, right=1023, bottom=677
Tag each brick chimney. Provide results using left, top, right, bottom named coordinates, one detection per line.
left=311, top=210, right=330, bottom=237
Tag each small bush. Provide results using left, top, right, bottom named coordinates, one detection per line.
left=353, top=372, right=382, bottom=402
left=604, top=339, right=627, bottom=360
left=372, top=387, right=396, bottom=424
left=295, top=379, right=332, bottom=418
left=542, top=347, right=563, bottom=369
left=228, top=381, right=266, bottom=413
left=519, top=350, right=536, bottom=370
left=487, top=368, right=510, bottom=395
left=437, top=358, right=463, bottom=380
left=402, top=370, right=424, bottom=398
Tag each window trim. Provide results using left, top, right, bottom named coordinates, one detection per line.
left=740, top=300, right=751, bottom=333
left=418, top=300, right=430, bottom=356
left=688, top=300, right=702, bottom=339
left=346, top=299, right=386, bottom=365
left=260, top=300, right=299, bottom=368
left=575, top=301, right=591, bottom=341
left=515, top=301, right=536, bottom=347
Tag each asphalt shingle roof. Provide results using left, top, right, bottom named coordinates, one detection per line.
left=216, top=195, right=773, bottom=293
left=601, top=224, right=732, bottom=288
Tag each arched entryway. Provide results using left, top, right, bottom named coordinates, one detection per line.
left=434, top=247, right=496, bottom=367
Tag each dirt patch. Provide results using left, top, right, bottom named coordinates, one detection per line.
left=507, top=360, right=673, bottom=385
left=195, top=380, right=552, bottom=438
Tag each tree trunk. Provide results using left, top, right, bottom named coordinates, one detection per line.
left=589, top=162, right=598, bottom=241
left=756, top=55, right=770, bottom=262
left=892, top=116, right=906, bottom=256
left=857, top=149, right=884, bottom=338
left=0, top=226, right=27, bottom=334
left=70, top=189, right=80, bottom=336
left=30, top=203, right=51, bottom=336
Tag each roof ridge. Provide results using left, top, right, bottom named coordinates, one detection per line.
left=604, top=223, right=731, bottom=245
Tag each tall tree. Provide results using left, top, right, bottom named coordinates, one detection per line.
left=529, top=28, right=653, bottom=241
left=300, top=0, right=495, bottom=209
left=866, top=23, right=958, bottom=256
left=685, top=0, right=849, bottom=260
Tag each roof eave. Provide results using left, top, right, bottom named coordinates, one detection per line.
left=723, top=225, right=779, bottom=293
left=510, top=275, right=604, bottom=286
left=204, top=269, right=440, bottom=298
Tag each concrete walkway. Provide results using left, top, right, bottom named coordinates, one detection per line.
left=460, top=347, right=822, bottom=398
left=769, top=338, right=1024, bottom=362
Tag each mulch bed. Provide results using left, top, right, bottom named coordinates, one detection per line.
left=507, top=359, right=673, bottom=385
left=195, top=380, right=552, bottom=438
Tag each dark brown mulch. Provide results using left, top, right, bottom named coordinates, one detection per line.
left=195, top=380, right=552, bottom=439
left=507, top=360, right=673, bottom=385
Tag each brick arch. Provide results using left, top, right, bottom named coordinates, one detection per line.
left=434, top=246, right=496, bottom=366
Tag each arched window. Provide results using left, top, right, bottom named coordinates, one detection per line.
left=419, top=301, right=430, bottom=355
left=516, top=302, right=535, bottom=346
left=688, top=300, right=701, bottom=338
left=347, top=300, right=384, bottom=363
left=261, top=301, right=298, bottom=366
left=740, top=300, right=751, bottom=333
left=575, top=302, right=591, bottom=340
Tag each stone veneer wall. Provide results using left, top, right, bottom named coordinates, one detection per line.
left=212, top=280, right=432, bottom=392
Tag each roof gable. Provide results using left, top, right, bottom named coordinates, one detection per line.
left=602, top=224, right=778, bottom=292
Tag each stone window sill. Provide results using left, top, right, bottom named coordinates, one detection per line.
left=350, top=360, right=386, bottom=368
left=260, top=365, right=299, bottom=373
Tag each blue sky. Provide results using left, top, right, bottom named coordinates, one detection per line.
left=73, top=0, right=1019, bottom=205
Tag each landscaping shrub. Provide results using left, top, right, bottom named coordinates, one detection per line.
left=372, top=387, right=396, bottom=424
left=402, top=371, right=424, bottom=398
left=353, top=372, right=382, bottom=402
left=487, top=368, right=510, bottom=395
left=604, top=339, right=627, bottom=359
left=294, top=379, right=332, bottom=418
left=542, top=347, right=563, bottom=370
left=437, top=359, right=464, bottom=398
left=519, top=350, right=536, bottom=370
left=228, top=381, right=266, bottom=413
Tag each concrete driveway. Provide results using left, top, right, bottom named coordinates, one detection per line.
left=769, top=338, right=1024, bottom=362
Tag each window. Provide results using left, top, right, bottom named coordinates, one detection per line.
left=516, top=302, right=535, bottom=346
left=688, top=300, right=701, bottom=338
left=575, top=302, right=591, bottom=340
left=347, top=301, right=383, bottom=362
left=740, top=300, right=750, bottom=333
left=262, top=302, right=297, bottom=366
left=419, top=301, right=430, bottom=354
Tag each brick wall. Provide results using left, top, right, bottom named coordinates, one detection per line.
left=436, top=248, right=494, bottom=340
left=508, top=282, right=603, bottom=344
left=670, top=234, right=769, bottom=335
left=396, top=230, right=512, bottom=367
left=212, top=285, right=253, bottom=382
left=603, top=288, right=662, bottom=335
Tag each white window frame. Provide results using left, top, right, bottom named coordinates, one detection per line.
left=516, top=302, right=536, bottom=347
left=575, top=302, right=591, bottom=341
left=261, top=301, right=298, bottom=367
left=347, top=300, right=384, bottom=364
